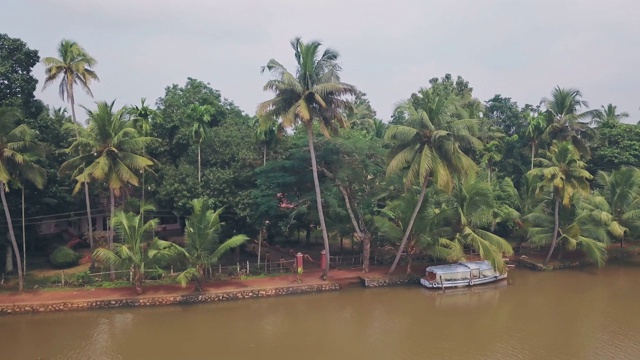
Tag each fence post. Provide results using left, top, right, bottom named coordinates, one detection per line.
left=247, top=261, right=250, bottom=275
left=237, top=262, right=240, bottom=275
left=61, top=271, right=65, bottom=286
left=129, top=270, right=133, bottom=283
left=296, top=252, right=303, bottom=274
left=219, top=265, right=221, bottom=275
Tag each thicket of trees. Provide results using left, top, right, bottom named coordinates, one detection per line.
left=2, top=33, right=640, bottom=291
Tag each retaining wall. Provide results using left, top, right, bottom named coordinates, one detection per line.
left=360, top=276, right=420, bottom=288
left=0, top=283, right=339, bottom=315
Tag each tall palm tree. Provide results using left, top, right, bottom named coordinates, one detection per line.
left=177, top=199, right=248, bottom=291
left=528, top=141, right=593, bottom=264
left=42, top=40, right=99, bottom=126
left=0, top=108, right=46, bottom=292
left=524, top=112, right=547, bottom=170
left=254, top=116, right=281, bottom=166
left=585, top=167, right=640, bottom=247
left=93, top=204, right=185, bottom=294
left=128, top=98, right=157, bottom=204
left=60, top=100, right=155, bottom=276
left=257, top=37, right=357, bottom=278
left=591, top=104, right=630, bottom=127
left=481, top=139, right=503, bottom=184
left=384, top=87, right=482, bottom=274
left=542, top=87, right=596, bottom=158
left=188, top=104, right=214, bottom=184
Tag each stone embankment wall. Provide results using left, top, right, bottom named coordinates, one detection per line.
left=0, top=283, right=339, bottom=315
left=360, top=276, right=420, bottom=288
left=515, top=258, right=592, bottom=271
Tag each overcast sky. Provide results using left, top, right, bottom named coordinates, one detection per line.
left=2, top=0, right=638, bottom=122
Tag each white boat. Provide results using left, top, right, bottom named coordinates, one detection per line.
left=419, top=260, right=507, bottom=289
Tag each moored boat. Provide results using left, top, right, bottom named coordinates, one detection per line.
left=420, top=260, right=507, bottom=289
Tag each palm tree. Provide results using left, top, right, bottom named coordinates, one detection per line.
left=439, top=178, right=514, bottom=273
left=591, top=104, right=630, bottom=127
left=0, top=108, right=46, bottom=292
left=585, top=167, right=640, bottom=247
left=525, top=194, right=609, bottom=266
left=528, top=141, right=593, bottom=264
left=60, top=100, right=155, bottom=276
left=257, top=37, right=357, bottom=278
left=188, top=104, right=214, bottom=184
left=542, top=87, right=596, bottom=158
left=254, top=116, right=281, bottom=166
left=128, top=98, right=157, bottom=204
left=524, top=111, right=547, bottom=170
left=384, top=87, right=482, bottom=274
left=177, top=199, right=248, bottom=291
left=42, top=40, right=99, bottom=126
left=93, top=204, right=185, bottom=294
left=481, top=139, right=503, bottom=184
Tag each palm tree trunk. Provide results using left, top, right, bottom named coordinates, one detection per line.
left=198, top=143, right=202, bottom=184
left=21, top=187, right=26, bottom=276
left=109, top=188, right=115, bottom=280
left=338, top=185, right=371, bottom=273
left=263, top=144, right=267, bottom=166
left=531, top=143, right=535, bottom=170
left=544, top=198, right=561, bottom=265
left=0, top=182, right=23, bottom=292
left=84, top=182, right=95, bottom=269
left=67, top=80, right=80, bottom=137
left=306, top=124, right=331, bottom=279
left=257, top=228, right=262, bottom=266
left=388, top=175, right=430, bottom=274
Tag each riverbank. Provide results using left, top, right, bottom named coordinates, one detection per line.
left=0, top=267, right=402, bottom=315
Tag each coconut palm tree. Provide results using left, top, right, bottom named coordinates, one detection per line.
left=525, top=194, right=609, bottom=266
left=591, top=104, right=630, bottom=127
left=384, top=87, right=482, bottom=274
left=439, top=178, right=514, bottom=273
left=528, top=141, right=593, bottom=264
left=188, top=104, right=214, bottom=184
left=0, top=108, right=47, bottom=292
left=254, top=116, right=281, bottom=166
left=541, top=87, right=596, bottom=158
left=524, top=111, right=547, bottom=170
left=257, top=37, right=357, bottom=278
left=584, top=167, right=640, bottom=247
left=93, top=204, right=185, bottom=294
left=60, top=100, right=155, bottom=275
left=177, top=199, right=248, bottom=291
left=41, top=40, right=99, bottom=126
left=128, top=98, right=157, bottom=204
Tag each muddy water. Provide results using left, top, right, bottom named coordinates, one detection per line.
left=2, top=265, right=640, bottom=360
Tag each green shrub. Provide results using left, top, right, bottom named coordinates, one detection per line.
left=49, top=246, right=80, bottom=269
left=67, top=270, right=94, bottom=286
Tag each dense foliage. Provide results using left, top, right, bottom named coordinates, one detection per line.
left=1, top=32, right=640, bottom=291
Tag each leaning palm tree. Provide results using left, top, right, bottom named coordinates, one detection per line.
left=41, top=40, right=99, bottom=126
left=0, top=108, right=47, bottom=292
left=384, top=87, right=482, bottom=274
left=93, top=204, right=185, bottom=294
left=591, top=104, right=630, bottom=127
left=528, top=141, right=593, bottom=264
left=257, top=37, right=357, bottom=278
left=188, top=104, right=214, bottom=184
left=60, top=100, right=155, bottom=275
left=584, top=167, right=640, bottom=247
left=177, top=199, right=248, bottom=292
left=541, top=86, right=596, bottom=158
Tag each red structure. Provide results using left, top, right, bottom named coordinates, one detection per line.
left=320, top=250, right=327, bottom=271
left=296, top=253, right=303, bottom=274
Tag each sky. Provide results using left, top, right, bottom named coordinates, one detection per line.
left=2, top=0, right=639, bottom=122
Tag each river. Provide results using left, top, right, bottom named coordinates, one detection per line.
left=2, top=264, right=640, bottom=360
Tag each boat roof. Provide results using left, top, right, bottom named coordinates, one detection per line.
left=426, top=261, right=493, bottom=274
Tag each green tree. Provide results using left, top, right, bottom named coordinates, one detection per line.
left=528, top=141, right=593, bottom=264
left=257, top=37, right=357, bottom=278
left=41, top=40, right=99, bottom=126
left=384, top=86, right=481, bottom=274
left=584, top=167, right=640, bottom=247
left=128, top=98, right=157, bottom=205
left=524, top=111, right=547, bottom=170
left=591, top=104, right=629, bottom=127
left=177, top=199, right=248, bottom=291
left=589, top=123, right=640, bottom=171
left=0, top=108, right=46, bottom=292
left=542, top=87, right=595, bottom=158
left=93, top=205, right=185, bottom=294
left=0, top=34, right=40, bottom=117
left=60, top=101, right=154, bottom=274
left=254, top=116, right=281, bottom=166
left=189, top=104, right=215, bottom=184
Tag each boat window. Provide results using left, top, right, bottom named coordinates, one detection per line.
left=480, top=269, right=496, bottom=277
left=439, top=272, right=469, bottom=282
left=426, top=271, right=436, bottom=281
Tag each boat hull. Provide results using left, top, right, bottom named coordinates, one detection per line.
left=420, top=274, right=507, bottom=289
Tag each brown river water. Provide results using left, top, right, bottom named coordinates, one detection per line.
left=2, top=264, right=640, bottom=360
